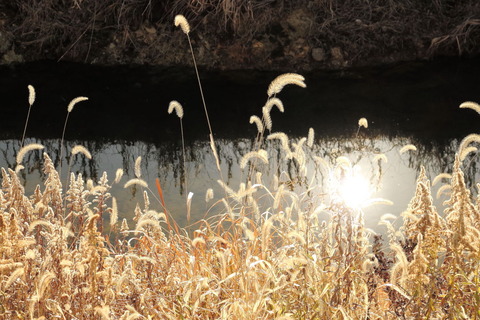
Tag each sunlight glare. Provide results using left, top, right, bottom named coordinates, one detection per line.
left=339, top=174, right=371, bottom=208
left=331, top=165, right=372, bottom=209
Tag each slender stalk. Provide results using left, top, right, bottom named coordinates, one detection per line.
left=187, top=34, right=213, bottom=136
left=185, top=33, right=228, bottom=200
left=180, top=119, right=188, bottom=200
left=20, top=105, right=32, bottom=148
left=59, top=96, right=88, bottom=181
left=59, top=112, right=70, bottom=178
left=21, top=85, right=36, bottom=147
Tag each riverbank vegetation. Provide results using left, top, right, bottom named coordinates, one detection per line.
left=2, top=72, right=480, bottom=320
left=2, top=12, right=480, bottom=320
left=1, top=0, right=480, bottom=69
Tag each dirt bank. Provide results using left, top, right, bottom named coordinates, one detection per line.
left=1, top=1, right=479, bottom=71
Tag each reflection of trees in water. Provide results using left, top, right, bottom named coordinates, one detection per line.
left=1, top=135, right=477, bottom=198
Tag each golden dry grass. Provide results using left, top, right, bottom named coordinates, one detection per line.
left=2, top=14, right=480, bottom=317
left=2, top=87, right=480, bottom=319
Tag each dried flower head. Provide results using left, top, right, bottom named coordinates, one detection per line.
left=15, top=164, right=24, bottom=173
left=114, top=168, right=124, bottom=184
left=458, top=133, right=480, bottom=157
left=249, top=115, right=264, bottom=133
left=168, top=100, right=184, bottom=119
left=264, top=98, right=284, bottom=113
left=174, top=15, right=190, bottom=34
left=459, top=101, right=480, bottom=114
left=373, top=153, right=388, bottom=164
left=358, top=117, right=368, bottom=128
left=262, top=106, right=273, bottom=131
left=240, top=149, right=269, bottom=169
left=71, top=145, right=92, bottom=159
left=111, top=197, right=118, bottom=227
left=27, top=85, right=35, bottom=106
left=307, top=128, right=315, bottom=147
left=135, top=156, right=142, bottom=178
left=267, top=73, right=306, bottom=97
left=124, top=178, right=148, bottom=189
left=400, top=144, right=417, bottom=154
left=67, top=96, right=88, bottom=112
left=16, top=143, right=44, bottom=164
left=205, top=188, right=214, bottom=202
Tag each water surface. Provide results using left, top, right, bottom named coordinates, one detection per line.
left=1, top=57, right=480, bottom=233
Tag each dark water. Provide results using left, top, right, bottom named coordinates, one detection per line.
left=1, top=57, right=480, bottom=232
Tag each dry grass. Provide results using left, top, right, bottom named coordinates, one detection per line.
left=2, top=84, right=480, bottom=319
left=5, top=0, right=480, bottom=66
left=2, top=12, right=480, bottom=320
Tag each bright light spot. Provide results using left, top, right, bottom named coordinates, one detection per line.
left=338, top=175, right=371, bottom=208
left=330, top=165, right=372, bottom=209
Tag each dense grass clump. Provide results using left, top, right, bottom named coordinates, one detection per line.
left=2, top=14, right=480, bottom=320
left=2, top=80, right=480, bottom=319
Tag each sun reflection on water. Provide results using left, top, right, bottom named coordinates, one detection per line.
left=330, top=165, right=373, bottom=209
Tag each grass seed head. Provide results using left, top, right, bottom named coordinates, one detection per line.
left=358, top=117, right=368, bottom=128
left=27, top=85, right=35, bottom=106
left=16, top=143, right=44, bottom=164
left=71, top=145, right=92, bottom=159
left=174, top=15, right=190, bottom=34
left=168, top=100, right=184, bottom=119
left=67, top=96, right=88, bottom=112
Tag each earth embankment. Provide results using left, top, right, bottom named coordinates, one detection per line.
left=0, top=1, right=479, bottom=70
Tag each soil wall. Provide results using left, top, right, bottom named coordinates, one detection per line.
left=1, top=0, right=479, bottom=71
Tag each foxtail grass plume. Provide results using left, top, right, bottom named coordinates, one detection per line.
left=174, top=13, right=223, bottom=189
left=262, top=106, right=273, bottom=131
left=436, top=184, right=452, bottom=199
left=432, top=173, right=451, bottom=186
left=174, top=15, right=190, bottom=34
left=28, top=85, right=35, bottom=106
left=67, top=97, right=88, bottom=113
left=60, top=96, right=89, bottom=175
left=264, top=98, right=284, bottom=113
left=399, top=144, right=417, bottom=154
left=168, top=100, right=188, bottom=198
left=249, top=115, right=264, bottom=133
left=267, top=73, right=306, bottom=97
left=373, top=153, right=388, bottom=164
left=114, top=168, right=124, bottom=183
left=21, top=85, right=36, bottom=147
left=459, top=101, right=480, bottom=114
left=16, top=143, right=44, bottom=165
left=168, top=100, right=184, bottom=119
left=267, top=132, right=291, bottom=154
left=240, top=149, right=268, bottom=169
left=5, top=267, right=25, bottom=290
left=124, top=178, right=148, bottom=189
left=262, top=98, right=284, bottom=132
left=71, top=145, right=92, bottom=159
left=134, top=156, right=142, bottom=178
left=458, top=133, right=480, bottom=157
left=356, top=117, right=368, bottom=137
left=460, top=146, right=477, bottom=161
left=67, top=145, right=92, bottom=188
left=307, top=128, right=315, bottom=147
left=205, top=188, right=214, bottom=202
left=111, top=197, right=118, bottom=227
left=358, top=117, right=368, bottom=128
